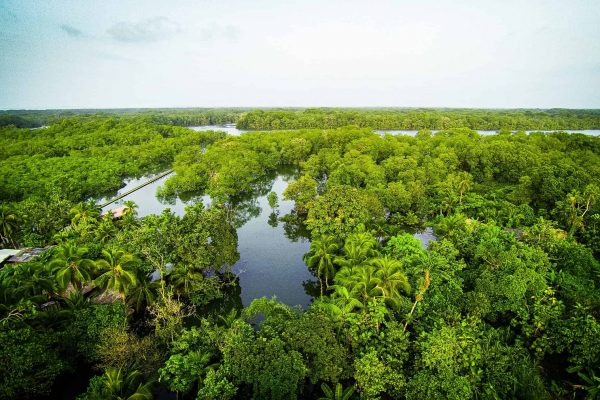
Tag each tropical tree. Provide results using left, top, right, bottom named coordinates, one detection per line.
left=316, top=286, right=362, bottom=331
left=456, top=171, right=473, bottom=206
left=95, top=248, right=139, bottom=296
left=69, top=201, right=100, bottom=228
left=304, top=235, right=339, bottom=296
left=95, top=218, right=117, bottom=244
left=126, top=272, right=159, bottom=314
left=168, top=264, right=205, bottom=295
left=48, top=243, right=95, bottom=291
left=319, top=382, right=355, bottom=400
left=335, top=229, right=379, bottom=270
left=336, top=265, right=382, bottom=305
left=122, top=200, right=139, bottom=217
left=561, top=184, right=600, bottom=235
left=370, top=255, right=411, bottom=306
left=0, top=207, right=19, bottom=248
left=5, top=262, right=56, bottom=299
left=82, top=367, right=153, bottom=400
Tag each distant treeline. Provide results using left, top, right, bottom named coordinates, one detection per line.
left=0, top=108, right=246, bottom=128
left=3, top=108, right=600, bottom=130
left=0, top=116, right=226, bottom=204
left=236, top=108, right=600, bottom=130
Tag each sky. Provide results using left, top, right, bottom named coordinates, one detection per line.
left=0, top=0, right=599, bottom=109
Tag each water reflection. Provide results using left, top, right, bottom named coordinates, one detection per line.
left=190, top=124, right=600, bottom=137
left=97, top=169, right=315, bottom=308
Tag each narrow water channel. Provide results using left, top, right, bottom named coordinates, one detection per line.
left=98, top=173, right=315, bottom=307
left=191, top=124, right=600, bottom=137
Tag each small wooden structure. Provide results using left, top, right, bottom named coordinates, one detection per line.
left=0, top=249, right=21, bottom=266
left=104, top=206, right=128, bottom=219
left=0, top=247, right=51, bottom=267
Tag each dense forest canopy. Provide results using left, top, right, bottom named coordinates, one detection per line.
left=3, top=107, right=600, bottom=131
left=236, top=108, right=600, bottom=130
left=1, top=111, right=600, bottom=400
left=0, top=108, right=245, bottom=128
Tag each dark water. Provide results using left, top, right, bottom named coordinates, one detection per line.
left=99, top=173, right=315, bottom=308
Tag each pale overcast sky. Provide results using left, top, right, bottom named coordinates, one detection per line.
left=1, top=0, right=599, bottom=109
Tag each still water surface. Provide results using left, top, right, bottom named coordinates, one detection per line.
left=191, top=124, right=600, bottom=137
left=100, top=173, right=315, bottom=307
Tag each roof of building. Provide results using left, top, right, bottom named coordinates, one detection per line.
left=0, top=248, right=21, bottom=264
left=103, top=206, right=128, bottom=219
left=7, top=247, right=50, bottom=263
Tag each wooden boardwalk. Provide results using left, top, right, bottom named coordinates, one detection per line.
left=98, top=170, right=174, bottom=208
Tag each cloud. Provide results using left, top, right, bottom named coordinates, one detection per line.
left=60, top=24, right=83, bottom=38
left=107, top=16, right=180, bottom=43
left=198, top=24, right=240, bottom=43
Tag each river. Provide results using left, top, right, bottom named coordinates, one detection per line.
left=191, top=124, right=600, bottom=137
left=98, top=170, right=436, bottom=309
left=99, top=172, right=315, bottom=307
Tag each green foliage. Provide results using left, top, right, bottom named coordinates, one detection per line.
left=283, top=175, right=318, bottom=214
left=66, top=302, right=128, bottom=362
left=3, top=112, right=600, bottom=399
left=306, top=185, right=384, bottom=237
left=0, top=326, right=66, bottom=398
left=78, top=367, right=153, bottom=400
left=237, top=108, right=600, bottom=130
left=267, top=191, right=279, bottom=210
left=196, top=368, right=237, bottom=400
left=95, top=248, right=139, bottom=296
left=223, top=319, right=307, bottom=400
left=319, top=382, right=355, bottom=400
left=0, top=117, right=222, bottom=204
left=304, top=235, right=339, bottom=296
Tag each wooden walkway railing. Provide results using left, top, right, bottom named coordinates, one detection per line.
left=98, top=170, right=174, bottom=208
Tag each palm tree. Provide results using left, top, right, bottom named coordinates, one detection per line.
left=319, top=382, right=355, bottom=400
left=48, top=243, right=95, bottom=291
left=316, top=286, right=362, bottom=332
left=101, top=367, right=153, bottom=400
left=95, top=219, right=117, bottom=244
left=336, top=265, right=382, bottom=305
left=456, top=173, right=472, bottom=206
left=370, top=255, right=411, bottom=306
left=126, top=273, right=159, bottom=314
left=13, top=262, right=57, bottom=299
left=168, top=265, right=204, bottom=295
left=95, top=248, right=138, bottom=296
left=0, top=207, right=19, bottom=247
left=62, top=290, right=92, bottom=310
left=345, top=228, right=378, bottom=255
left=335, top=242, right=374, bottom=270
left=304, top=235, right=339, bottom=297
left=122, top=200, right=139, bottom=217
left=69, top=201, right=100, bottom=228
left=352, top=266, right=383, bottom=304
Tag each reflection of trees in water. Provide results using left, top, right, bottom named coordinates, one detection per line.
left=157, top=189, right=205, bottom=206
left=226, top=197, right=261, bottom=229
left=278, top=166, right=301, bottom=182
left=302, top=279, right=320, bottom=299
left=192, top=276, right=243, bottom=322
left=267, top=212, right=279, bottom=228
left=221, top=166, right=301, bottom=229
left=280, top=212, right=310, bottom=242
